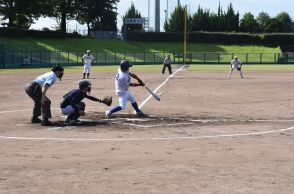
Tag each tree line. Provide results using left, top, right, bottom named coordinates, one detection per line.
left=164, top=3, right=294, bottom=33
left=0, top=1, right=293, bottom=35
left=0, top=0, right=118, bottom=34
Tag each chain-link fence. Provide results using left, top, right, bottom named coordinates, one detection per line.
left=0, top=50, right=289, bottom=69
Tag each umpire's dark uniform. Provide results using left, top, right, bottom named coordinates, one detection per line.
left=162, top=55, right=172, bottom=74
left=25, top=71, right=58, bottom=125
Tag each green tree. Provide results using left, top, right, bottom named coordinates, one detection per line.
left=190, top=6, right=211, bottom=31
left=0, top=0, right=52, bottom=29
left=240, top=12, right=258, bottom=32
left=265, top=18, right=284, bottom=32
left=256, top=11, right=271, bottom=32
left=164, top=5, right=187, bottom=32
left=51, top=0, right=78, bottom=32
left=225, top=3, right=239, bottom=31
left=275, top=12, right=293, bottom=32
left=122, top=2, right=143, bottom=32
left=76, top=0, right=118, bottom=35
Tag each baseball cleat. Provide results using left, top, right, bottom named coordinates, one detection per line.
left=136, top=110, right=146, bottom=117
left=31, top=117, right=42, bottom=124
left=41, top=120, right=53, bottom=126
left=105, top=110, right=111, bottom=119
left=64, top=116, right=71, bottom=124
left=68, top=119, right=82, bottom=125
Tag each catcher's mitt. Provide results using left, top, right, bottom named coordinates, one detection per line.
left=100, top=96, right=112, bottom=106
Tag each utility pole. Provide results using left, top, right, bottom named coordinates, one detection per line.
left=155, top=0, right=160, bottom=32
left=178, top=0, right=180, bottom=7
left=148, top=0, right=150, bottom=31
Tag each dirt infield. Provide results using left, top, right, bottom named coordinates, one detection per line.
left=1, top=67, right=294, bottom=193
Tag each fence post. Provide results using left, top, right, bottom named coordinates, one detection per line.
left=246, top=53, right=248, bottom=63
left=260, top=53, right=262, bottom=63
left=115, top=52, right=117, bottom=63
left=48, top=51, right=51, bottom=64
left=105, top=52, right=107, bottom=63
left=144, top=52, right=146, bottom=63
left=134, top=52, right=136, bottom=62
left=274, top=53, right=276, bottom=63
left=40, top=51, right=42, bottom=65
left=68, top=52, right=70, bottom=65
left=204, top=53, right=206, bottom=63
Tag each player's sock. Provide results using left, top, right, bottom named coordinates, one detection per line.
left=83, top=73, right=86, bottom=79
left=131, top=102, right=140, bottom=113
left=110, top=106, right=122, bottom=114
left=87, top=73, right=90, bottom=78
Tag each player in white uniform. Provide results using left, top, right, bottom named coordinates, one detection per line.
left=105, top=60, right=145, bottom=118
left=227, top=56, right=244, bottom=78
left=82, top=50, right=94, bottom=79
left=25, top=64, right=64, bottom=126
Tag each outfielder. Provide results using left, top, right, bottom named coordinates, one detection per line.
left=60, top=80, right=112, bottom=124
left=227, top=56, right=244, bottom=78
left=105, top=60, right=145, bottom=118
left=25, top=64, right=64, bottom=126
left=162, top=54, right=172, bottom=74
left=82, top=50, right=94, bottom=79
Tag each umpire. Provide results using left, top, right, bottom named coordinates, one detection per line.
left=162, top=55, right=172, bottom=74
left=25, top=64, right=64, bottom=126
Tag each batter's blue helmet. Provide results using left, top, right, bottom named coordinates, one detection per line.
left=120, top=60, right=132, bottom=72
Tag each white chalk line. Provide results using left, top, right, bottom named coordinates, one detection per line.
left=0, top=126, right=293, bottom=142
left=139, top=64, right=187, bottom=109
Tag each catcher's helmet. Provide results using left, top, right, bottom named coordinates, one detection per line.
left=79, top=80, right=91, bottom=93
left=120, top=60, right=132, bottom=72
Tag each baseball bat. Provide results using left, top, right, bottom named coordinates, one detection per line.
left=145, top=86, right=160, bottom=101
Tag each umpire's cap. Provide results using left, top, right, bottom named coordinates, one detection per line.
left=120, top=60, right=132, bottom=72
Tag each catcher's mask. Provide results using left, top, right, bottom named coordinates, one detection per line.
left=51, top=64, right=64, bottom=80
left=79, top=80, right=91, bottom=93
left=120, top=60, right=132, bottom=72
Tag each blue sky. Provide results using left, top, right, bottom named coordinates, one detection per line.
left=30, top=0, right=294, bottom=32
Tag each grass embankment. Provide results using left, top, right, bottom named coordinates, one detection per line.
left=0, top=37, right=280, bottom=53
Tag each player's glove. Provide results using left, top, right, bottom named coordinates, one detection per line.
left=138, top=79, right=145, bottom=87
left=237, top=67, right=241, bottom=71
left=100, top=96, right=112, bottom=106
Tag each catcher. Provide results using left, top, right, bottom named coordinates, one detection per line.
left=60, top=80, right=112, bottom=124
left=227, top=56, right=244, bottom=79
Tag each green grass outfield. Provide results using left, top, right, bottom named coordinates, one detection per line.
left=1, top=64, right=293, bottom=74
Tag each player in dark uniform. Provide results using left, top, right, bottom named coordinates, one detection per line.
left=60, top=80, right=107, bottom=124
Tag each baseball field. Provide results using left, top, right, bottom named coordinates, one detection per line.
left=1, top=64, right=294, bottom=193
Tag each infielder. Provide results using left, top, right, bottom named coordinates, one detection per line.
left=82, top=50, right=94, bottom=79
left=105, top=60, right=145, bottom=118
left=60, top=80, right=112, bottom=124
left=162, top=54, right=172, bottom=74
left=25, top=64, right=64, bottom=126
left=227, top=56, right=244, bottom=78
